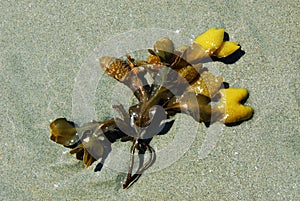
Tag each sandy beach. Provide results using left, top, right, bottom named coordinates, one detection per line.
left=0, top=1, right=299, bottom=200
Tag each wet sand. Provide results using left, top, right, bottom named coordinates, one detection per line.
left=0, top=1, right=299, bottom=200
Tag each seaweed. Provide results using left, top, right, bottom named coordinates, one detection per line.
left=49, top=28, right=253, bottom=189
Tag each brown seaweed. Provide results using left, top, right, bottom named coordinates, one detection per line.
left=49, top=29, right=253, bottom=189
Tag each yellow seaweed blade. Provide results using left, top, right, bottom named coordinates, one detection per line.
left=214, top=41, right=240, bottom=58
left=214, top=88, right=253, bottom=124
left=194, top=28, right=225, bottom=55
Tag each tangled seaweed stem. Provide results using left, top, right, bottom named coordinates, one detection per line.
left=123, top=139, right=138, bottom=189
left=123, top=141, right=155, bottom=189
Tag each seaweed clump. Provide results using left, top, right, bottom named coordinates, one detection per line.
left=49, top=28, right=253, bottom=189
